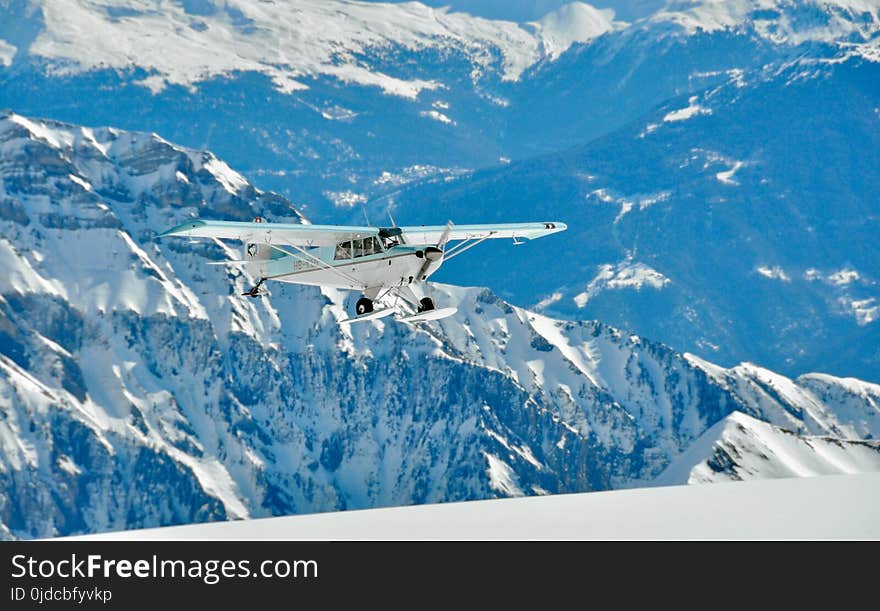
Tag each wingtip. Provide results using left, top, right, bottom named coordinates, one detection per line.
left=541, top=221, right=567, bottom=233
left=156, top=219, right=207, bottom=238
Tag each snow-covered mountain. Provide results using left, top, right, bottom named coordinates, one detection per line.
left=6, top=1, right=878, bottom=95
left=0, top=0, right=629, bottom=213
left=654, top=411, right=880, bottom=485
left=1, top=112, right=878, bottom=539
left=10, top=0, right=621, bottom=96
left=2, top=1, right=878, bottom=210
left=2, top=1, right=877, bottom=386
left=391, top=52, right=880, bottom=381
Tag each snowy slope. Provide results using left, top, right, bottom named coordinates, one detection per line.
left=654, top=0, right=880, bottom=47
left=653, top=411, right=880, bottom=485
left=526, top=2, right=621, bottom=59
left=1, top=112, right=878, bottom=539
left=8, top=0, right=879, bottom=97
left=74, top=472, right=880, bottom=540
left=18, top=0, right=620, bottom=96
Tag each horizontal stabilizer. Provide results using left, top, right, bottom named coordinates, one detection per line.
left=206, top=260, right=254, bottom=267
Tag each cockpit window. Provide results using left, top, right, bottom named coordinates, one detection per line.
left=363, top=236, right=382, bottom=255
left=335, top=236, right=383, bottom=260
left=335, top=240, right=352, bottom=260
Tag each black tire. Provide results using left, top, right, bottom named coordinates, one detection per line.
left=356, top=297, right=374, bottom=316
left=418, top=297, right=435, bottom=313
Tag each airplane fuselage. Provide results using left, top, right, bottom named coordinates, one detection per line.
left=250, top=244, right=441, bottom=293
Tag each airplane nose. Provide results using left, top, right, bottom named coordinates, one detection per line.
left=424, top=246, right=443, bottom=261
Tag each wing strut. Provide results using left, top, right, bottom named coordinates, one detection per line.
left=443, top=233, right=495, bottom=262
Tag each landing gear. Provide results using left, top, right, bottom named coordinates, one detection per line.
left=356, top=297, right=374, bottom=316
left=242, top=277, right=266, bottom=298
left=418, top=297, right=435, bottom=313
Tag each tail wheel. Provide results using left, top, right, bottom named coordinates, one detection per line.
left=418, top=297, right=435, bottom=313
left=356, top=297, right=374, bottom=316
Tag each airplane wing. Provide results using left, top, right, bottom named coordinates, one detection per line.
left=399, top=222, right=566, bottom=245
left=158, top=219, right=377, bottom=247
left=159, top=219, right=567, bottom=247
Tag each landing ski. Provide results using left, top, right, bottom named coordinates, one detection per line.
left=395, top=307, right=458, bottom=323
left=339, top=308, right=396, bottom=324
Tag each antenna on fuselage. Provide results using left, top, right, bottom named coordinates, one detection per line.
left=361, top=202, right=372, bottom=226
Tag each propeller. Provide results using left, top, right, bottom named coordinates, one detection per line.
left=416, top=221, right=453, bottom=281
